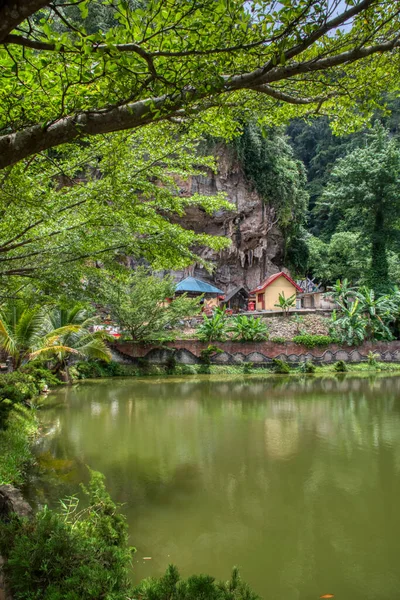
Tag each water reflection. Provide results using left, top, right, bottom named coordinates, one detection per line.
left=27, top=375, right=400, bottom=600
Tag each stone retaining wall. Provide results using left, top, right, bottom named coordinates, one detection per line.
left=113, top=340, right=400, bottom=365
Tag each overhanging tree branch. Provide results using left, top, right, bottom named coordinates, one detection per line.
left=0, top=33, right=399, bottom=170
left=0, top=0, right=50, bottom=43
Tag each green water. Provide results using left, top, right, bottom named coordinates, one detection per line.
left=28, top=375, right=400, bottom=600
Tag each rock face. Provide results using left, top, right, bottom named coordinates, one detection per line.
left=0, top=485, right=32, bottom=521
left=170, top=144, right=285, bottom=293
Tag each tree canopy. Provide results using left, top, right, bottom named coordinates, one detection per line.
left=311, top=123, right=400, bottom=289
left=0, top=123, right=233, bottom=297
left=0, top=0, right=399, bottom=168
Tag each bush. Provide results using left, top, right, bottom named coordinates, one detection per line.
left=73, top=360, right=125, bottom=379
left=228, top=315, right=268, bottom=342
left=0, top=366, right=61, bottom=430
left=0, top=404, right=37, bottom=485
left=334, top=360, right=348, bottom=372
left=200, top=345, right=223, bottom=365
left=166, top=352, right=177, bottom=374
left=243, top=361, right=254, bottom=374
left=0, top=471, right=134, bottom=600
left=133, top=565, right=259, bottom=600
left=292, top=334, right=335, bottom=348
left=273, top=359, right=291, bottom=374
left=299, top=360, right=316, bottom=373
left=367, top=351, right=380, bottom=367
left=270, top=336, right=286, bottom=344
left=21, top=364, right=62, bottom=389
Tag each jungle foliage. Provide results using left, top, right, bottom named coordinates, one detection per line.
left=328, top=282, right=400, bottom=346
left=289, top=106, right=400, bottom=288
left=1, top=0, right=399, bottom=169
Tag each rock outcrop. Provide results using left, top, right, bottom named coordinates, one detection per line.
left=169, top=144, right=285, bottom=293
left=0, top=485, right=32, bottom=521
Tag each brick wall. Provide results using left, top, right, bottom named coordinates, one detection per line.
left=113, top=340, right=400, bottom=365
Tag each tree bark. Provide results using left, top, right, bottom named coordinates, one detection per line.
left=0, top=0, right=50, bottom=43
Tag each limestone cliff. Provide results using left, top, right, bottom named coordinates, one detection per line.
left=170, top=144, right=286, bottom=293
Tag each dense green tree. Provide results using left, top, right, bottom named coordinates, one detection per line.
left=0, top=126, right=231, bottom=297
left=98, top=267, right=201, bottom=342
left=0, top=1, right=399, bottom=168
left=316, top=124, right=400, bottom=290
left=307, top=232, right=369, bottom=284
left=287, top=118, right=361, bottom=234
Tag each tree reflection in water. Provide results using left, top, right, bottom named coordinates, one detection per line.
left=25, top=375, right=400, bottom=600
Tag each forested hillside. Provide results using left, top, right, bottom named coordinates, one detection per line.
left=286, top=99, right=400, bottom=288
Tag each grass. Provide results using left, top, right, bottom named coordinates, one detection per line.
left=0, top=404, right=38, bottom=486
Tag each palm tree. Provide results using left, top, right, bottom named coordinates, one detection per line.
left=0, top=302, right=111, bottom=378
left=32, top=305, right=111, bottom=380
left=0, top=302, right=44, bottom=369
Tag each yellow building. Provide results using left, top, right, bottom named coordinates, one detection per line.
left=250, top=272, right=302, bottom=311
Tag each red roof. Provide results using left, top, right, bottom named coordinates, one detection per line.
left=249, top=272, right=302, bottom=295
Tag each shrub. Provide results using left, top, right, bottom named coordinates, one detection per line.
left=334, top=360, right=348, bottom=372
left=292, top=334, right=334, bottom=348
left=0, top=369, right=59, bottom=429
left=292, top=314, right=306, bottom=334
left=274, top=292, right=296, bottom=316
left=74, top=360, right=125, bottom=379
left=367, top=351, right=380, bottom=366
left=270, top=336, right=286, bottom=344
left=243, top=361, right=254, bottom=374
left=21, top=364, right=62, bottom=389
left=228, top=315, right=268, bottom=342
left=0, top=471, right=134, bottom=600
left=200, top=345, right=223, bottom=365
left=299, top=360, right=316, bottom=373
left=133, top=565, right=259, bottom=600
left=165, top=352, right=177, bottom=374
left=0, top=404, right=37, bottom=485
left=273, top=358, right=290, bottom=374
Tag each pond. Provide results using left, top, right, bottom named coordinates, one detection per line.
left=26, top=374, right=400, bottom=600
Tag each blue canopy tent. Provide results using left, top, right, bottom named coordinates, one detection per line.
left=175, top=277, right=223, bottom=295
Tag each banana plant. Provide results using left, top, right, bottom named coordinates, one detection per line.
left=196, top=307, right=229, bottom=342
left=228, top=315, right=268, bottom=342
left=274, top=292, right=296, bottom=317
left=326, top=278, right=356, bottom=308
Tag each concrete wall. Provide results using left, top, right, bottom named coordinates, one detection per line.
left=256, top=278, right=297, bottom=311
left=113, top=340, right=400, bottom=366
